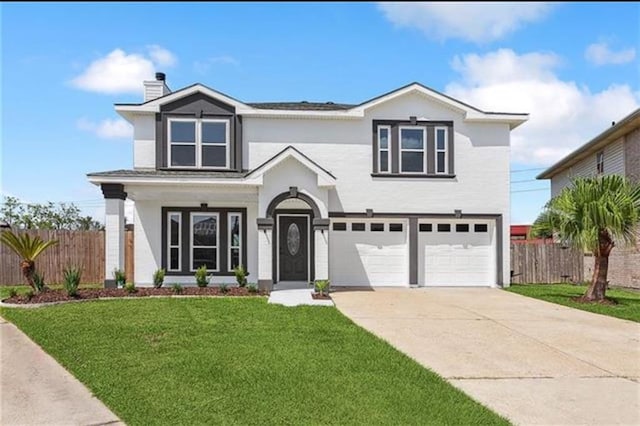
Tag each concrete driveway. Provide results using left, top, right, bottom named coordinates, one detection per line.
left=0, top=317, right=122, bottom=426
left=333, top=288, right=640, bottom=426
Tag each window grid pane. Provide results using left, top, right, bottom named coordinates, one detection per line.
left=202, top=146, right=226, bottom=167
left=202, top=122, right=226, bottom=144
left=170, top=121, right=196, bottom=143
left=380, top=150, right=389, bottom=172
left=228, top=213, right=242, bottom=271
left=191, top=213, right=218, bottom=271
left=400, top=128, right=424, bottom=150
left=168, top=212, right=181, bottom=271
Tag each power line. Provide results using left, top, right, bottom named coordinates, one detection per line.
left=510, top=179, right=539, bottom=184
left=511, top=188, right=548, bottom=193
left=510, top=167, right=547, bottom=174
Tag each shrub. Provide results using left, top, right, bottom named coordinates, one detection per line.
left=314, top=279, right=330, bottom=296
left=33, top=271, right=46, bottom=293
left=63, top=266, right=82, bottom=297
left=171, top=283, right=183, bottom=294
left=113, top=268, right=126, bottom=287
left=124, top=282, right=137, bottom=294
left=233, top=264, right=249, bottom=287
left=7, top=288, right=18, bottom=299
left=153, top=268, right=166, bottom=288
left=24, top=289, right=34, bottom=300
left=219, top=283, right=229, bottom=294
left=247, top=283, right=258, bottom=294
left=194, top=265, right=210, bottom=287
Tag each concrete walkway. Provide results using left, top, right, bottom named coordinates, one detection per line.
left=333, top=288, right=640, bottom=426
left=0, top=317, right=123, bottom=426
left=268, top=288, right=334, bottom=307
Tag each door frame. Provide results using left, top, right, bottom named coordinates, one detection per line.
left=275, top=211, right=312, bottom=283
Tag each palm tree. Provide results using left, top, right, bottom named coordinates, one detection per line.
left=531, top=175, right=640, bottom=302
left=0, top=231, right=58, bottom=291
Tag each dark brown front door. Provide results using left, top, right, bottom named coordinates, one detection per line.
left=279, top=215, right=308, bottom=281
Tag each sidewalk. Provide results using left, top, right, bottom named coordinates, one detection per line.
left=0, top=316, right=123, bottom=426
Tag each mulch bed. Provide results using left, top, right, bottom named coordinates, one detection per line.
left=311, top=293, right=332, bottom=300
left=2, top=286, right=267, bottom=305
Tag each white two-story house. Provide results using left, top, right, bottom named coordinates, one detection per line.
left=88, top=74, right=528, bottom=289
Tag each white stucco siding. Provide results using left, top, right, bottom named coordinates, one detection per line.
left=132, top=195, right=259, bottom=286
left=133, top=115, right=156, bottom=169
left=244, top=93, right=511, bottom=216
left=244, top=93, right=512, bottom=286
left=550, top=137, right=625, bottom=197
left=258, top=157, right=329, bottom=218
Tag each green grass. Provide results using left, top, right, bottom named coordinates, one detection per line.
left=0, top=284, right=101, bottom=299
left=507, top=284, right=640, bottom=322
left=0, top=298, right=508, bottom=425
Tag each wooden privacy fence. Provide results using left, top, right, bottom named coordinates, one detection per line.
left=510, top=243, right=584, bottom=284
left=0, top=230, right=134, bottom=285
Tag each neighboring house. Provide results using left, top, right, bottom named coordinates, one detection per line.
left=88, top=73, right=528, bottom=289
left=510, top=224, right=552, bottom=244
left=537, top=108, right=640, bottom=288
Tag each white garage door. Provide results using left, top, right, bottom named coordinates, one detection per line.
left=419, top=220, right=495, bottom=287
left=330, top=220, right=408, bottom=286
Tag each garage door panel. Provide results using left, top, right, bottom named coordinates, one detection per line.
left=420, top=220, right=495, bottom=287
left=330, top=221, right=408, bottom=286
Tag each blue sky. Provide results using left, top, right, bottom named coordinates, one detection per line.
left=2, top=2, right=638, bottom=223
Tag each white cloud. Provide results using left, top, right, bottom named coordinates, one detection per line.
left=147, top=44, right=177, bottom=67
left=71, top=46, right=176, bottom=94
left=445, top=48, right=639, bottom=165
left=77, top=117, right=133, bottom=140
left=193, top=55, right=239, bottom=74
left=378, top=2, right=554, bottom=43
left=585, top=42, right=636, bottom=66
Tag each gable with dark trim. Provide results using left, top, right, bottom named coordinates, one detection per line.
left=156, top=92, right=243, bottom=171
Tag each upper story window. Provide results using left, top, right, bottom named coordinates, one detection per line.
left=168, top=118, right=229, bottom=169
left=400, top=127, right=426, bottom=173
left=372, top=120, right=453, bottom=177
left=596, top=151, right=604, bottom=174
left=436, top=127, right=448, bottom=174
left=378, top=126, right=391, bottom=172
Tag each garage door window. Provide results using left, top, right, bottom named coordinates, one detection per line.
left=474, top=224, right=488, bottom=232
left=437, top=224, right=451, bottom=232
left=371, top=223, right=385, bottom=232
left=333, top=222, right=347, bottom=231
left=389, top=223, right=403, bottom=232
left=456, top=224, right=469, bottom=232
left=419, top=223, right=432, bottom=232
left=352, top=223, right=365, bottom=231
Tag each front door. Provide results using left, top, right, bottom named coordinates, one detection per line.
left=279, top=215, right=308, bottom=281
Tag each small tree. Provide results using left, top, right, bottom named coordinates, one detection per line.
left=0, top=231, right=59, bottom=291
left=531, top=175, right=640, bottom=302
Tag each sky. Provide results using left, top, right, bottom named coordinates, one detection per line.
left=1, top=2, right=639, bottom=224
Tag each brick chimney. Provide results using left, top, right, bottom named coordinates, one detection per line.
left=143, top=72, right=171, bottom=102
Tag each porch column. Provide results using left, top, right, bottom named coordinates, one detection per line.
left=313, top=219, right=330, bottom=282
left=257, top=218, right=274, bottom=291
left=101, top=184, right=126, bottom=288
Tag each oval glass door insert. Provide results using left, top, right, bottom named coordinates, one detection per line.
left=287, top=223, right=300, bottom=255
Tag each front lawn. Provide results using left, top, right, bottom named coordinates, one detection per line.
left=0, top=299, right=507, bottom=425
left=507, top=284, right=640, bottom=322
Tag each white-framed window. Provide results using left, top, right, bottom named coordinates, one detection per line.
left=435, top=127, right=448, bottom=174
left=399, top=126, right=426, bottom=173
left=377, top=125, right=391, bottom=173
left=168, top=118, right=230, bottom=169
left=190, top=212, right=219, bottom=271
left=596, top=151, right=604, bottom=174
left=228, top=213, right=242, bottom=271
left=167, top=212, right=181, bottom=272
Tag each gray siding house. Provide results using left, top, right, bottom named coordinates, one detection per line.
left=538, top=108, right=640, bottom=288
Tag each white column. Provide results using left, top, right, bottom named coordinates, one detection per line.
left=257, top=226, right=273, bottom=290
left=104, top=197, right=125, bottom=287
left=314, top=228, right=329, bottom=282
